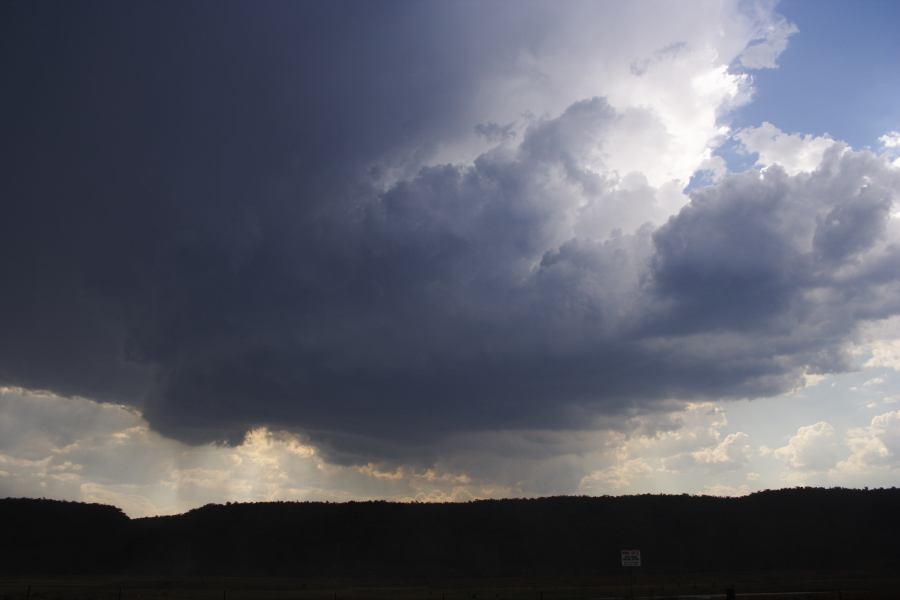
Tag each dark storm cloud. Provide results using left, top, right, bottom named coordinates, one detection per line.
left=0, top=1, right=539, bottom=410
left=3, top=2, right=900, bottom=464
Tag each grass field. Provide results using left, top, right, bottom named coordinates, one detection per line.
left=1, top=572, right=898, bottom=600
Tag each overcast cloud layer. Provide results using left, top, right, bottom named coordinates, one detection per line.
left=3, top=0, right=900, bottom=499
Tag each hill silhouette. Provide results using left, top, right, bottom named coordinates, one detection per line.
left=2, top=488, right=899, bottom=577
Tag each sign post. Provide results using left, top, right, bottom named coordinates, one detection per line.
left=620, top=549, right=641, bottom=567
left=621, top=550, right=640, bottom=599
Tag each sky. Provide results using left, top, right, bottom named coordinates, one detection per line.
left=2, top=0, right=900, bottom=517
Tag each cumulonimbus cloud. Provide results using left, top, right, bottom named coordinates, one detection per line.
left=3, top=1, right=899, bottom=466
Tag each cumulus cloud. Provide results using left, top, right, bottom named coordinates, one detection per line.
left=3, top=0, right=900, bottom=480
left=580, top=458, right=655, bottom=492
left=687, top=432, right=753, bottom=469
left=852, top=317, right=900, bottom=373
left=837, top=410, right=900, bottom=473
left=735, top=122, right=839, bottom=174
left=773, top=422, right=843, bottom=471
left=880, top=132, right=900, bottom=149
left=21, top=99, right=900, bottom=466
left=579, top=403, right=758, bottom=493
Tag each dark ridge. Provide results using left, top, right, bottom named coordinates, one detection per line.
left=3, top=488, right=899, bottom=577
left=0, top=497, right=130, bottom=574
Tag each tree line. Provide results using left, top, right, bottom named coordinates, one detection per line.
left=2, top=488, right=898, bottom=577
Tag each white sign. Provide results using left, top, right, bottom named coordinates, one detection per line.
left=621, top=549, right=641, bottom=567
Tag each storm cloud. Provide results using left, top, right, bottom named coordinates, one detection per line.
left=3, top=0, right=899, bottom=467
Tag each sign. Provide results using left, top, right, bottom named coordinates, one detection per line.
left=621, top=549, right=641, bottom=567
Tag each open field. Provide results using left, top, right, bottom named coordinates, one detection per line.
left=2, top=573, right=899, bottom=600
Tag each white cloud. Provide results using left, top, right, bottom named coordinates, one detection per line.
left=579, top=458, right=655, bottom=492
left=735, top=122, right=839, bottom=175
left=432, top=0, right=792, bottom=199
left=880, top=132, right=900, bottom=149
left=578, top=403, right=758, bottom=493
left=738, top=15, right=798, bottom=69
left=855, top=318, right=900, bottom=372
left=773, top=422, right=843, bottom=471
left=837, top=410, right=900, bottom=473
left=690, top=432, right=753, bottom=468
left=865, top=339, right=900, bottom=371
